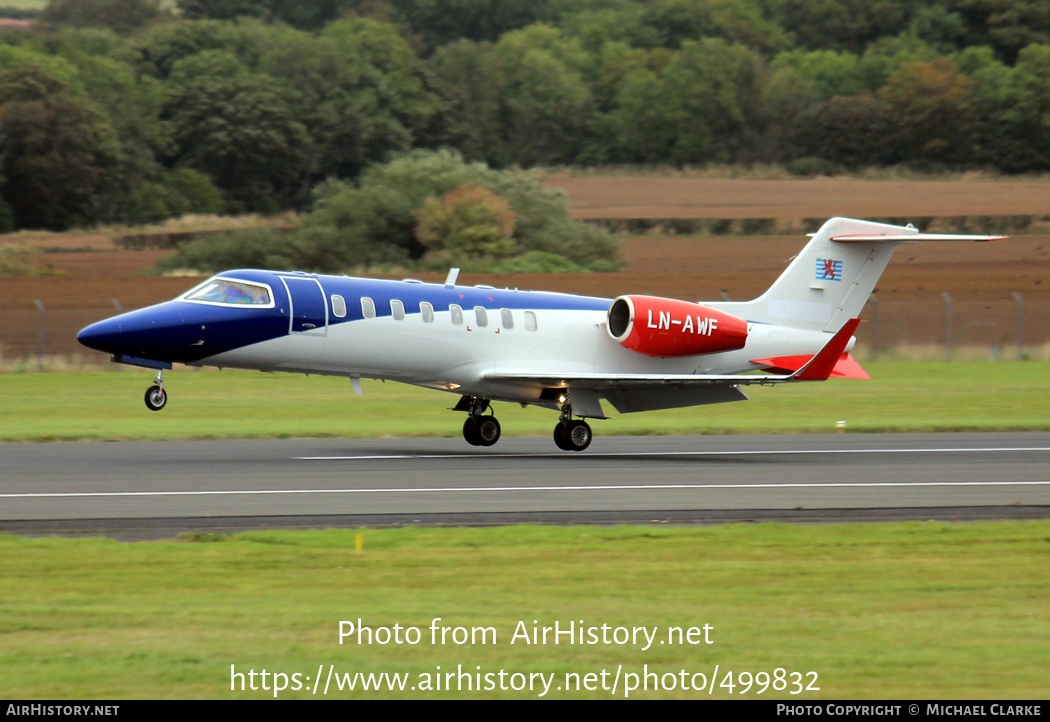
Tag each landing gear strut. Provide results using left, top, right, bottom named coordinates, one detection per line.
left=460, top=396, right=501, bottom=447
left=553, top=404, right=591, bottom=452
left=144, top=369, right=167, bottom=411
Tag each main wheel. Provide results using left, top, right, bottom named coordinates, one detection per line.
left=553, top=422, right=569, bottom=450
left=475, top=416, right=501, bottom=447
left=564, top=419, right=592, bottom=451
left=463, top=417, right=482, bottom=446
left=144, top=385, right=167, bottom=411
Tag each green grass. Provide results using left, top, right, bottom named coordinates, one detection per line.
left=0, top=361, right=1047, bottom=442
left=1, top=523, right=1047, bottom=699
left=0, top=1, right=44, bottom=10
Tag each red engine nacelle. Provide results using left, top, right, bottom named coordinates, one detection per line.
left=607, top=295, right=748, bottom=357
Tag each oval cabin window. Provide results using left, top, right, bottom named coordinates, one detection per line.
left=332, top=295, right=347, bottom=318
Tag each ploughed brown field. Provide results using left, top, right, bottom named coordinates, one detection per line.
left=547, top=176, right=1050, bottom=219
left=2, top=176, right=1048, bottom=359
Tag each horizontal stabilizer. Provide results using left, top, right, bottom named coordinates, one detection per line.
left=750, top=352, right=870, bottom=380
left=831, top=233, right=1006, bottom=243
left=704, top=218, right=1008, bottom=335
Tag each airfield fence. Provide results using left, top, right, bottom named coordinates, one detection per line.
left=2, top=294, right=1049, bottom=370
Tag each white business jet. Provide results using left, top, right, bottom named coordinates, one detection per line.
left=77, top=217, right=1002, bottom=450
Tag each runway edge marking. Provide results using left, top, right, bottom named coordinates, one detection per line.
left=293, top=447, right=1050, bottom=461
left=5, top=480, right=1050, bottom=499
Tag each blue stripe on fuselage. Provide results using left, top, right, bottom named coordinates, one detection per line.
left=228, top=269, right=613, bottom=325
left=80, top=269, right=615, bottom=365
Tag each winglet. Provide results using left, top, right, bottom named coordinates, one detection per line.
left=749, top=352, right=870, bottom=379
left=793, top=319, right=862, bottom=381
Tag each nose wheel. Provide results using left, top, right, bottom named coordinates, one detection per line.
left=144, top=370, right=168, bottom=411
left=145, top=386, right=167, bottom=411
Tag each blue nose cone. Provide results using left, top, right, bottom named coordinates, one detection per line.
left=77, top=316, right=125, bottom=355
left=77, top=303, right=192, bottom=362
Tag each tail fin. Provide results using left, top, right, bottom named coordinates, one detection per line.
left=707, top=217, right=1003, bottom=332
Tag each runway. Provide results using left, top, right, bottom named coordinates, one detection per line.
left=2, top=433, right=1049, bottom=538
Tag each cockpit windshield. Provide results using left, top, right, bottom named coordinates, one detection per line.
left=182, top=278, right=273, bottom=307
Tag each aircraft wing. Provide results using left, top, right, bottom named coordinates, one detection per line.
left=485, top=370, right=790, bottom=387
left=484, top=319, right=861, bottom=389
left=481, top=319, right=860, bottom=416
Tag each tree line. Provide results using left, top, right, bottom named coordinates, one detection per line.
left=1, top=0, right=1049, bottom=235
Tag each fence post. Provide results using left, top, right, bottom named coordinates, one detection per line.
left=33, top=298, right=45, bottom=371
left=1013, top=291, right=1024, bottom=359
left=941, top=291, right=953, bottom=360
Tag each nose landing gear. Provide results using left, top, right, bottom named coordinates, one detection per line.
left=144, top=369, right=167, bottom=411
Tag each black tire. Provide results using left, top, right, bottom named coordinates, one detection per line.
left=565, top=419, right=592, bottom=451
left=144, top=385, right=167, bottom=411
left=463, top=417, right=482, bottom=446
left=553, top=422, right=570, bottom=451
left=476, top=416, right=501, bottom=447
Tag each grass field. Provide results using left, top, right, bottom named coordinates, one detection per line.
left=0, top=1, right=44, bottom=10
left=0, top=361, right=1047, bottom=442
left=1, top=522, right=1047, bottom=699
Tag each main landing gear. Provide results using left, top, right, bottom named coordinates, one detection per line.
left=456, top=396, right=593, bottom=451
left=144, top=369, right=167, bottom=411
left=553, top=405, right=591, bottom=452
left=461, top=397, right=501, bottom=447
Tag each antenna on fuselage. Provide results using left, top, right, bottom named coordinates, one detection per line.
left=444, top=267, right=460, bottom=288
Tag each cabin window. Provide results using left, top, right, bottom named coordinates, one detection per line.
left=183, top=278, right=273, bottom=307
left=391, top=299, right=405, bottom=321
left=450, top=304, right=463, bottom=325
left=500, top=308, right=514, bottom=329
left=420, top=302, right=434, bottom=323
left=332, top=295, right=347, bottom=318
left=361, top=297, right=376, bottom=319
left=525, top=311, right=538, bottom=331
left=474, top=306, right=488, bottom=327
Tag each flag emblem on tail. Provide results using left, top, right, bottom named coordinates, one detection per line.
left=816, top=258, right=843, bottom=281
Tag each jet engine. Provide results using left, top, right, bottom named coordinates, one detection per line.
left=607, top=295, right=748, bottom=357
